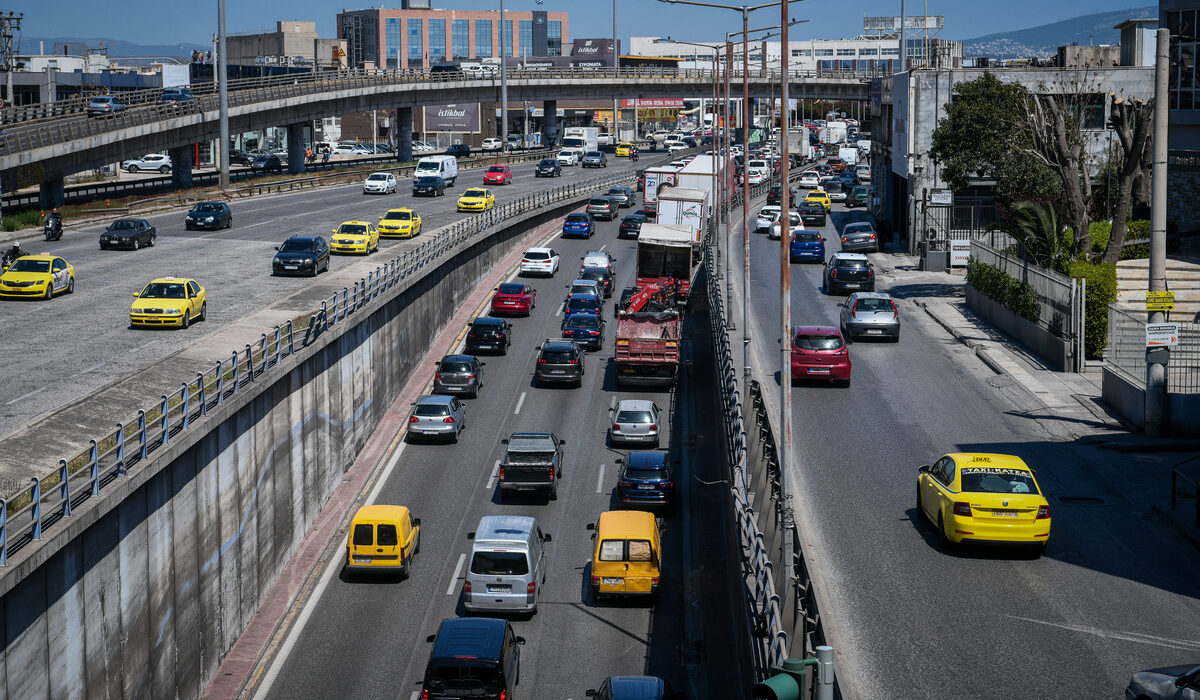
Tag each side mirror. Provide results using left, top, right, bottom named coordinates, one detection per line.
left=331, top=229, right=337, bottom=233
left=918, top=464, right=930, bottom=473
left=514, top=636, right=526, bottom=645
left=412, top=518, right=421, bottom=527
left=467, top=531, right=475, bottom=539
left=559, top=439, right=566, bottom=445
left=586, top=691, right=598, bottom=698
left=501, top=439, right=510, bottom=445
left=274, top=246, right=280, bottom=251
left=426, top=634, right=436, bottom=643
left=542, top=533, right=552, bottom=542
left=479, top=362, right=486, bottom=366
left=132, top=292, right=140, bottom=298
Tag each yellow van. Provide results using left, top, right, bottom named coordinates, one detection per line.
left=345, top=505, right=421, bottom=577
left=587, top=510, right=661, bottom=601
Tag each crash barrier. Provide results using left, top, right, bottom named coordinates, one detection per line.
left=0, top=167, right=642, bottom=567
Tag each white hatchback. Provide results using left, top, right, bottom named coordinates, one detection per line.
left=362, top=172, right=397, bottom=194
left=799, top=172, right=821, bottom=189
left=481, top=137, right=504, bottom=151
left=520, top=247, right=560, bottom=277
left=557, top=150, right=579, bottom=166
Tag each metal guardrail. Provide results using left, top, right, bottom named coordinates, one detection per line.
left=0, top=167, right=638, bottom=567
left=1106, top=304, right=1200, bottom=393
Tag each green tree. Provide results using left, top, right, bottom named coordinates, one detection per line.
left=1004, top=201, right=1070, bottom=271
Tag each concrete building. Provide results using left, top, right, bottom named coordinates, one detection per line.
left=1056, top=44, right=1120, bottom=68
left=1115, top=19, right=1158, bottom=67
left=5, top=51, right=190, bottom=105
left=225, top=21, right=347, bottom=71
left=336, top=7, right=568, bottom=69
left=1162, top=2, right=1200, bottom=233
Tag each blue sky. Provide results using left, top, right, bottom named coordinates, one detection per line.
left=12, top=0, right=1153, bottom=46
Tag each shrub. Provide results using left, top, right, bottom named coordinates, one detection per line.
left=966, top=258, right=1040, bottom=323
left=1065, top=260, right=1117, bottom=360
left=1, top=209, right=44, bottom=232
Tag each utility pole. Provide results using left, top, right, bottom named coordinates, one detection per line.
left=1146, top=27, right=1169, bottom=436
left=613, top=0, right=620, bottom=141
left=217, top=0, right=230, bottom=189
left=778, top=0, right=797, bottom=658
left=500, top=0, right=508, bottom=142
left=0, top=12, right=23, bottom=107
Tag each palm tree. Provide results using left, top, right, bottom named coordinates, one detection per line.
left=1006, top=200, right=1069, bottom=272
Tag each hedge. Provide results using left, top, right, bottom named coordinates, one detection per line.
left=1065, top=259, right=1117, bottom=360
left=966, top=258, right=1040, bottom=323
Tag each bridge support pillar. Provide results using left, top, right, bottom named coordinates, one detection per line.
left=169, top=146, right=194, bottom=189
left=395, top=107, right=413, bottom=163
left=542, top=100, right=558, bottom=150
left=287, top=122, right=307, bottom=174
left=38, top=175, right=65, bottom=210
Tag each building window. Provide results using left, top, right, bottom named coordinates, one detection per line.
left=880, top=47, right=899, bottom=56
left=408, top=18, right=423, bottom=61
left=814, top=49, right=834, bottom=57
left=837, top=48, right=856, bottom=56
left=475, top=19, right=492, bottom=57
left=519, top=20, right=532, bottom=57
left=1169, top=10, right=1199, bottom=110
left=860, top=48, right=878, bottom=56
left=452, top=19, right=469, bottom=59
left=548, top=20, right=562, bottom=56
left=385, top=18, right=403, bottom=68
left=796, top=49, right=812, bottom=57
left=429, top=18, right=446, bottom=62
left=502, top=19, right=513, bottom=57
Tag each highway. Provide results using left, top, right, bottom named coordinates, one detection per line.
left=737, top=174, right=1200, bottom=698
left=0, top=155, right=650, bottom=443
left=252, top=197, right=744, bottom=699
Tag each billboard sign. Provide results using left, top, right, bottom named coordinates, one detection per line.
left=621, top=98, right=685, bottom=108
left=423, top=103, right=481, bottom=133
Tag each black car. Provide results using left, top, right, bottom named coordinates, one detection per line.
left=534, top=339, right=584, bottom=387
left=464, top=317, right=512, bottom=355
left=412, top=175, right=446, bottom=197
left=579, top=266, right=613, bottom=298
left=228, top=150, right=254, bottom=167
left=273, top=235, right=330, bottom=277
left=767, top=184, right=800, bottom=207
left=618, top=214, right=646, bottom=239
left=157, top=87, right=195, bottom=107
left=797, top=202, right=827, bottom=226
left=250, top=155, right=283, bottom=174
left=822, top=252, right=875, bottom=295
left=185, top=201, right=232, bottom=230
left=615, top=452, right=676, bottom=511
left=607, top=186, right=636, bottom=208
left=560, top=313, right=605, bottom=350
left=536, top=158, right=562, bottom=177
left=445, top=144, right=472, bottom=159
left=99, top=218, right=156, bottom=250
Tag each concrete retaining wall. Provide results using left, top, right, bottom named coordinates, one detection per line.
left=0, top=201, right=576, bottom=699
left=966, top=285, right=1070, bottom=371
left=1103, top=366, right=1200, bottom=435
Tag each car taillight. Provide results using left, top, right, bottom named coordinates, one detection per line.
left=568, top=359, right=579, bottom=364
left=468, top=373, right=476, bottom=380
left=651, top=577, right=660, bottom=585
left=500, top=691, right=507, bottom=700
left=648, top=424, right=658, bottom=432
left=591, top=575, right=601, bottom=585
left=868, top=233, right=876, bottom=240
left=467, top=332, right=477, bottom=338
left=527, top=582, right=536, bottom=594
left=850, top=301, right=858, bottom=318
left=590, top=331, right=600, bottom=336
left=409, top=415, right=419, bottom=423
left=463, top=580, right=472, bottom=593
left=499, top=467, right=505, bottom=480
left=443, top=416, right=456, bottom=424
left=953, top=502, right=972, bottom=517
left=612, top=423, right=621, bottom=431
left=830, top=269, right=837, bottom=279
left=892, top=301, right=899, bottom=319
left=537, top=358, right=546, bottom=364
left=663, top=481, right=674, bottom=490
left=841, top=237, right=849, bottom=244
left=868, top=269, right=875, bottom=280
left=548, top=470, right=555, bottom=481
left=435, top=373, right=443, bottom=381
left=1036, top=504, right=1051, bottom=519
left=421, top=689, right=429, bottom=700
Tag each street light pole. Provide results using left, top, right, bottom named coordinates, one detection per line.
left=613, top=0, right=620, bottom=141
left=1147, top=27, right=1169, bottom=436
left=500, top=0, right=508, bottom=142
left=217, top=0, right=230, bottom=190
left=777, top=0, right=796, bottom=657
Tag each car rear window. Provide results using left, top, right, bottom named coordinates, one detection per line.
left=353, top=523, right=373, bottom=546
left=279, top=240, right=314, bottom=253
left=959, top=468, right=1040, bottom=495
left=541, top=350, right=576, bottom=363
left=426, top=666, right=502, bottom=692
left=836, top=258, right=868, bottom=269
left=794, top=334, right=844, bottom=351
left=377, top=524, right=398, bottom=546
left=589, top=198, right=610, bottom=206
left=845, top=225, right=873, bottom=235
left=497, top=283, right=525, bottom=294
left=624, top=469, right=666, bottom=480
left=566, top=214, right=590, bottom=223
left=439, top=361, right=472, bottom=372
left=567, top=316, right=601, bottom=329
left=524, top=251, right=549, bottom=260
left=413, top=404, right=451, bottom=417
left=854, top=298, right=894, bottom=312
left=616, top=410, right=653, bottom=423
left=568, top=298, right=600, bottom=311
left=792, top=232, right=821, bottom=243
left=470, top=551, right=529, bottom=575
left=598, top=540, right=626, bottom=561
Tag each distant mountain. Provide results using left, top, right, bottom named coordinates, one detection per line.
left=19, top=35, right=208, bottom=59
left=963, top=6, right=1156, bottom=61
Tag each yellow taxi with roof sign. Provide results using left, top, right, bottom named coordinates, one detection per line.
left=330, top=220, right=379, bottom=254
left=377, top=207, right=422, bottom=238
left=916, top=453, right=1051, bottom=554
left=805, top=189, right=832, bottom=211
left=0, top=254, right=74, bottom=300
left=615, top=142, right=635, bottom=157
left=456, top=187, right=495, bottom=212
left=129, top=277, right=206, bottom=329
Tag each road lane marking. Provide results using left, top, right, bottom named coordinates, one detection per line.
left=555, top=302, right=564, bottom=317
left=446, top=553, right=466, bottom=595
left=485, top=460, right=501, bottom=489
left=610, top=396, right=616, bottom=410
left=599, top=244, right=607, bottom=251
left=1006, top=616, right=1200, bottom=652
left=410, top=693, right=420, bottom=700
left=71, top=362, right=104, bottom=378
left=596, top=464, right=606, bottom=493
left=6, top=388, right=44, bottom=405
left=514, top=391, right=526, bottom=414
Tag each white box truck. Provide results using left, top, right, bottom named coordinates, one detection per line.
left=656, top=187, right=710, bottom=247
left=838, top=146, right=858, bottom=167
left=561, top=127, right=598, bottom=156
left=642, top=165, right=681, bottom=216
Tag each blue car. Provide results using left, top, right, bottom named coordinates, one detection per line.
left=562, top=293, right=603, bottom=322
left=560, top=312, right=606, bottom=350
left=562, top=212, right=595, bottom=238
left=615, top=452, right=675, bottom=511
left=789, top=230, right=826, bottom=263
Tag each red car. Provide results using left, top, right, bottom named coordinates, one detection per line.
left=790, top=325, right=852, bottom=387
left=490, top=281, right=536, bottom=316
left=483, top=165, right=512, bottom=185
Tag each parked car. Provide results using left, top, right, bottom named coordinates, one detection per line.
left=615, top=453, right=676, bottom=512
left=229, top=149, right=254, bottom=167
left=465, top=317, right=512, bottom=354
left=520, top=247, right=560, bottom=276
left=582, top=151, right=608, bottom=168
left=87, top=96, right=127, bottom=117
left=412, top=175, right=446, bottom=197
left=121, top=154, right=172, bottom=174
left=790, top=325, right=852, bottom=387
left=412, top=141, right=437, bottom=153
left=586, top=196, right=619, bottom=221
left=839, top=292, right=899, bottom=341
left=433, top=354, right=485, bottom=397
left=184, top=201, right=233, bottom=230
left=536, top=158, right=563, bottom=177
left=608, top=399, right=661, bottom=447
left=331, top=144, right=369, bottom=156
left=406, top=394, right=466, bottom=443
left=272, top=235, right=330, bottom=277
left=822, top=252, right=874, bottom=295
left=363, top=172, right=398, bottom=194
left=99, top=218, right=156, bottom=250
left=250, top=154, right=284, bottom=174
left=445, top=143, right=472, bottom=159
left=481, top=137, right=504, bottom=151
left=839, top=221, right=879, bottom=253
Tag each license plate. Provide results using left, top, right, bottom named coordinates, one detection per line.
left=808, top=368, right=830, bottom=374
left=622, top=368, right=635, bottom=373
left=478, top=344, right=494, bottom=349
left=486, top=584, right=511, bottom=593
left=504, top=301, right=515, bottom=305
left=867, top=329, right=883, bottom=335
left=844, top=283, right=860, bottom=288
left=284, top=265, right=298, bottom=270
left=602, top=577, right=624, bottom=585
left=549, top=369, right=564, bottom=374
left=354, top=557, right=371, bottom=563
left=638, top=484, right=656, bottom=490
left=992, top=510, right=1019, bottom=518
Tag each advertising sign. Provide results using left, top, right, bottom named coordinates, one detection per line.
left=949, top=239, right=970, bottom=267
left=571, top=38, right=615, bottom=58
left=422, top=103, right=480, bottom=133
left=621, top=98, right=685, bottom=108
left=1146, top=322, right=1180, bottom=347
left=1146, top=291, right=1175, bottom=311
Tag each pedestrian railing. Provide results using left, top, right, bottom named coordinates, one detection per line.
left=1106, top=304, right=1200, bottom=393
left=0, top=167, right=640, bottom=567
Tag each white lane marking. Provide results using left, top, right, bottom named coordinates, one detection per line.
left=514, top=391, right=526, bottom=414
left=71, top=362, right=104, bottom=378
left=599, top=244, right=607, bottom=251
left=596, top=464, right=606, bottom=494
left=6, top=388, right=45, bottom=405
left=555, top=302, right=564, bottom=317
left=610, top=396, right=617, bottom=410
left=485, top=460, right=501, bottom=489
left=410, top=692, right=420, bottom=700
left=446, top=553, right=466, bottom=595
left=1006, top=616, right=1200, bottom=652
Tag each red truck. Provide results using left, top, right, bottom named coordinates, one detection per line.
left=614, top=224, right=693, bottom=387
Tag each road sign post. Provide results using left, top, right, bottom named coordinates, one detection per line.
left=1146, top=322, right=1180, bottom=347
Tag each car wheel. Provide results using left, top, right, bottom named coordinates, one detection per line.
left=198, top=302, right=207, bottom=321
left=150, top=234, right=156, bottom=247
left=67, top=277, right=75, bottom=294
left=916, top=484, right=925, bottom=523
left=937, top=512, right=953, bottom=548
left=100, top=243, right=108, bottom=250
left=127, top=165, right=139, bottom=173
left=181, top=312, right=190, bottom=329
left=549, top=482, right=558, bottom=501
left=132, top=239, right=139, bottom=251
left=159, top=166, right=169, bottom=174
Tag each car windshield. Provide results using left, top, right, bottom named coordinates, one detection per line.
left=566, top=315, right=601, bottom=329
left=959, top=468, right=1040, bottom=495
left=367, top=174, right=388, bottom=181
left=497, top=283, right=525, bottom=295
left=140, top=282, right=187, bottom=299
left=337, top=224, right=367, bottom=235
left=383, top=211, right=411, bottom=221
left=585, top=152, right=602, bottom=158
left=616, top=410, right=653, bottom=423
left=854, top=298, right=894, bottom=312
left=558, top=151, right=573, bottom=157
left=792, top=232, right=821, bottom=243
left=194, top=203, right=222, bottom=212
left=794, top=334, right=844, bottom=351
left=540, top=159, right=557, bottom=166
left=486, top=166, right=506, bottom=173
left=470, top=551, right=529, bottom=575
left=8, top=259, right=50, bottom=273
left=566, top=214, right=590, bottom=223
left=464, top=189, right=487, bottom=197
left=110, top=220, right=136, bottom=230
left=439, top=361, right=473, bottom=372
left=279, top=240, right=315, bottom=253
left=413, top=404, right=451, bottom=417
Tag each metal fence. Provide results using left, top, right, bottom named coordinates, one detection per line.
left=1107, top=304, right=1200, bottom=393
left=969, top=240, right=1084, bottom=344
left=0, top=166, right=643, bottom=567
left=919, top=200, right=1007, bottom=251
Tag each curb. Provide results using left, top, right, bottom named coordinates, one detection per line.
left=915, top=299, right=1007, bottom=377
left=1077, top=436, right=1200, bottom=452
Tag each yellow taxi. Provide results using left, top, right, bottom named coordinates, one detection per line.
left=329, top=220, right=379, bottom=254
left=377, top=207, right=422, bottom=238
left=456, top=187, right=495, bottom=212
left=129, top=277, right=207, bottom=329
left=588, top=510, right=661, bottom=601
left=344, top=504, right=421, bottom=577
left=917, top=453, right=1051, bottom=554
left=615, top=142, right=635, bottom=157
left=0, top=254, right=74, bottom=300
left=806, top=189, right=832, bottom=211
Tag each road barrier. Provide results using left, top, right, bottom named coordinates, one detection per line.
left=0, top=167, right=640, bottom=566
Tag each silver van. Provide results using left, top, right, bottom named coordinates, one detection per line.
left=464, top=515, right=551, bottom=615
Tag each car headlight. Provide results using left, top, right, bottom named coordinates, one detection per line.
left=168, top=309, right=184, bottom=315
left=203, top=216, right=214, bottom=222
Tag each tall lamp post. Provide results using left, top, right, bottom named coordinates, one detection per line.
left=500, top=0, right=508, bottom=142
left=217, top=0, right=230, bottom=189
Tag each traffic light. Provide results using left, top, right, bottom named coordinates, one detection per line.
left=751, top=658, right=810, bottom=700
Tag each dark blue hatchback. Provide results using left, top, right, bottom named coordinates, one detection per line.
left=789, top=230, right=826, bottom=263
left=562, top=212, right=594, bottom=238
left=563, top=293, right=603, bottom=322
left=616, top=452, right=675, bottom=510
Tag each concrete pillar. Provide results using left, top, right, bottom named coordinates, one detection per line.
left=395, top=107, right=413, bottom=163
left=170, top=145, right=194, bottom=189
left=542, top=100, right=558, bottom=150
left=38, top=175, right=64, bottom=210
left=287, top=122, right=306, bottom=174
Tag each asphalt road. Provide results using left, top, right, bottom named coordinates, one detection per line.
left=739, top=175, right=1200, bottom=698
left=254, top=204, right=743, bottom=699
left=0, top=155, right=651, bottom=439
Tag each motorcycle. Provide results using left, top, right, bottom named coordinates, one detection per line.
left=43, top=217, right=62, bottom=242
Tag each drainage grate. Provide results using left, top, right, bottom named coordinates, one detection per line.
left=1056, top=496, right=1106, bottom=507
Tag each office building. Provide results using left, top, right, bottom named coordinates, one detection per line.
left=1163, top=2, right=1200, bottom=233
left=225, top=21, right=347, bottom=70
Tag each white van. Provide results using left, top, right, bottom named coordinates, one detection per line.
left=463, top=515, right=551, bottom=615
left=414, top=155, right=458, bottom=186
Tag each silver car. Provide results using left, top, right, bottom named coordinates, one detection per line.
left=608, top=399, right=662, bottom=447
left=840, top=221, right=879, bottom=253
left=839, top=292, right=900, bottom=341
left=406, top=394, right=466, bottom=443
left=87, top=96, right=127, bottom=117
left=585, top=196, right=619, bottom=221
left=432, top=354, right=485, bottom=398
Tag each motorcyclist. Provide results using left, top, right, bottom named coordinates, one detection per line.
left=630, top=146, right=639, bottom=162
left=45, top=208, right=62, bottom=233
left=3, top=241, right=21, bottom=267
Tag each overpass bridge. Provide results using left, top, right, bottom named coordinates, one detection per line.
left=0, top=66, right=870, bottom=207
